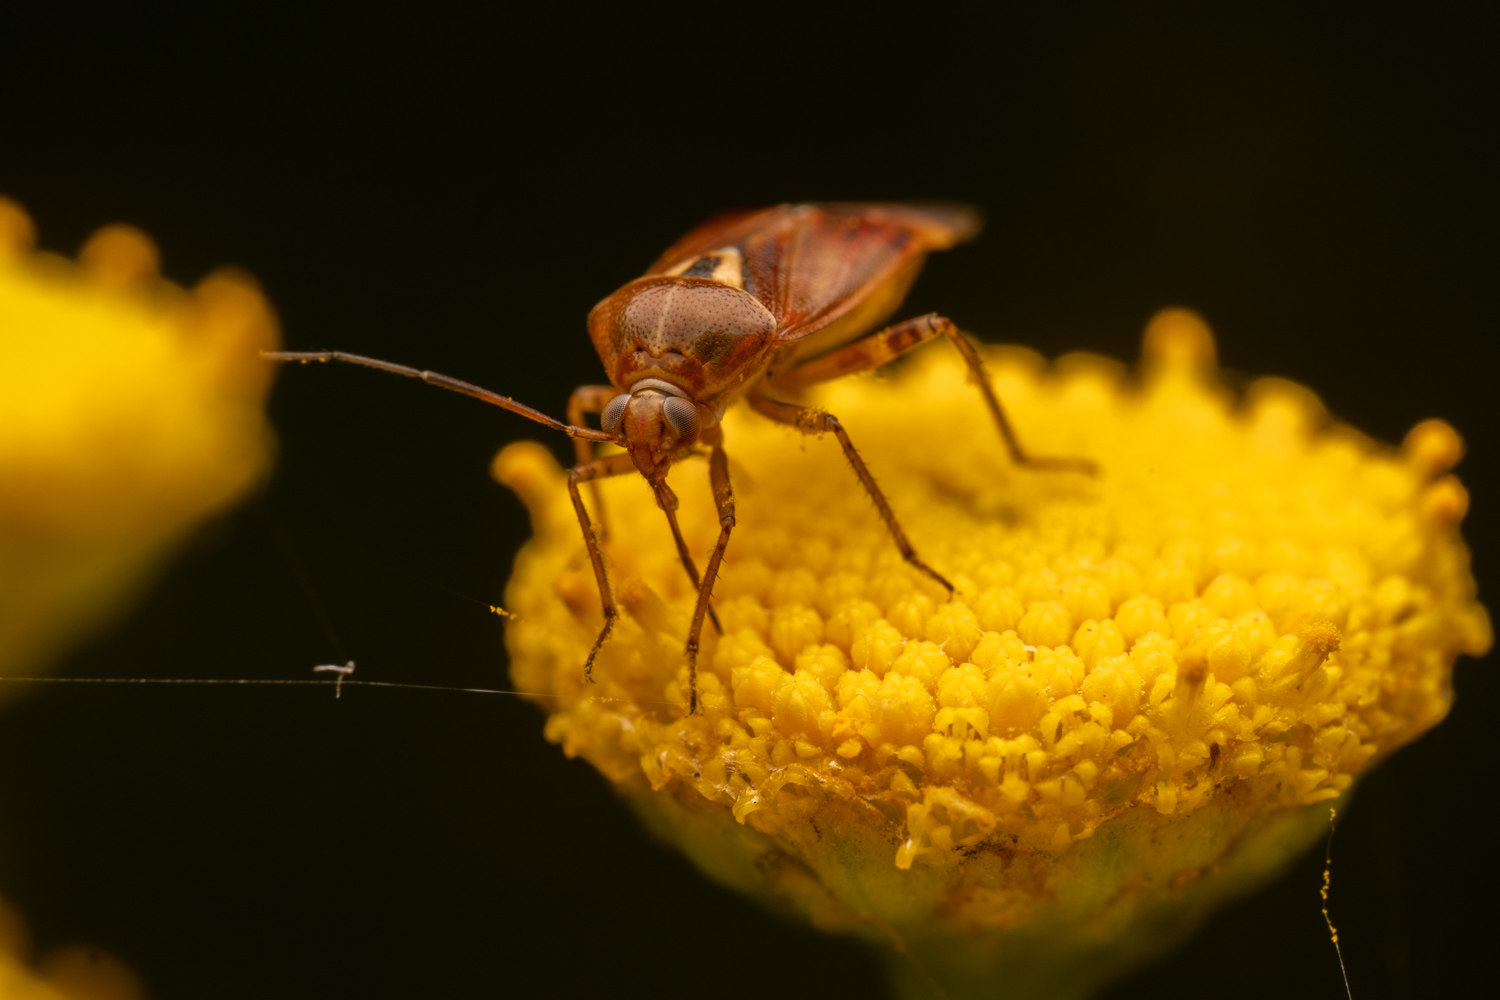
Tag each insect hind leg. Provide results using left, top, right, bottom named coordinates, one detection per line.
left=769, top=314, right=1097, bottom=474
left=747, top=394, right=953, bottom=595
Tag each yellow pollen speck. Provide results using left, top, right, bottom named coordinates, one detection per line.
left=495, top=307, right=1489, bottom=1000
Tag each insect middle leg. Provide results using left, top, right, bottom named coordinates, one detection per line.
left=747, top=394, right=953, bottom=594
left=682, top=426, right=735, bottom=715
left=770, top=313, right=1097, bottom=474
left=567, top=451, right=637, bottom=682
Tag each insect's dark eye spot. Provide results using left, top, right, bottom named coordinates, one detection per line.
left=661, top=396, right=700, bottom=440
left=601, top=394, right=629, bottom=435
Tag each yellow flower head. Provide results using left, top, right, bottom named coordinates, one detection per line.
left=0, top=895, right=144, bottom=1000
left=495, top=310, right=1488, bottom=999
left=0, top=197, right=280, bottom=679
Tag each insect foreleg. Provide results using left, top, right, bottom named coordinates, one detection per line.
left=568, top=385, right=622, bottom=538
left=747, top=395, right=954, bottom=595
left=660, top=502, right=723, bottom=638
left=682, top=429, right=736, bottom=715
left=262, top=351, right=615, bottom=443
left=567, top=452, right=638, bottom=683
left=768, top=315, right=1097, bottom=474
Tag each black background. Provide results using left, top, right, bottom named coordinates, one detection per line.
left=1, top=4, right=1495, bottom=999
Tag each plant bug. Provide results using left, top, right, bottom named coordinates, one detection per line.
left=264, top=203, right=1095, bottom=713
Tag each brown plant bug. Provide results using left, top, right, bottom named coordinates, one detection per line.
left=264, top=203, right=1095, bottom=714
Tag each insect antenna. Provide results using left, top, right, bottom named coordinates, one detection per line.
left=261, top=350, right=616, bottom=443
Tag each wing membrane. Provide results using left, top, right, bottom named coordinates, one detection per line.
left=646, top=207, right=784, bottom=274
left=646, top=202, right=980, bottom=363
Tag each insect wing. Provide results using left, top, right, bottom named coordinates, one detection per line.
left=646, top=206, right=785, bottom=274
left=643, top=202, right=981, bottom=372
left=755, top=203, right=978, bottom=329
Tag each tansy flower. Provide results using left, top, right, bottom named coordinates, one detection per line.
left=495, top=309, right=1489, bottom=1000
left=0, top=197, right=278, bottom=998
left=0, top=895, right=145, bottom=1000
left=0, top=197, right=280, bottom=682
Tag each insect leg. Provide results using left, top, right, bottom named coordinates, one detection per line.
left=770, top=314, right=1097, bottom=474
left=660, top=503, right=722, bottom=637
left=568, top=385, right=621, bottom=539
left=682, top=427, right=736, bottom=715
left=747, top=394, right=953, bottom=594
left=567, top=452, right=638, bottom=683
left=770, top=313, right=949, bottom=389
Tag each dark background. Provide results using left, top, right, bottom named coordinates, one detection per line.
left=1, top=3, right=1495, bottom=998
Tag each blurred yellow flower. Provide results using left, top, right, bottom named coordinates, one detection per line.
left=496, top=309, right=1489, bottom=999
left=0, top=904, right=144, bottom=1000
left=0, top=197, right=280, bottom=682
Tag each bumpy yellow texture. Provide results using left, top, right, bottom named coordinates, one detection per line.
left=0, top=197, right=280, bottom=677
left=498, top=310, right=1488, bottom=875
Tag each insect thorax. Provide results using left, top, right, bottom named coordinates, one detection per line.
left=588, top=273, right=776, bottom=400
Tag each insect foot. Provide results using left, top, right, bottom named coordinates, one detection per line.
left=493, top=309, right=1489, bottom=1000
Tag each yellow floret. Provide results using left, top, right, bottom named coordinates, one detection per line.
left=495, top=308, right=1489, bottom=1000
left=0, top=197, right=280, bottom=680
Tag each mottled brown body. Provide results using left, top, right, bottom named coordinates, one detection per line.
left=265, top=203, right=1093, bottom=714
left=581, top=204, right=987, bottom=490
left=589, top=274, right=775, bottom=400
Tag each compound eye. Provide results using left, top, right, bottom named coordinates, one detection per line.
left=661, top=396, right=701, bottom=441
left=601, top=394, right=630, bottom=436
